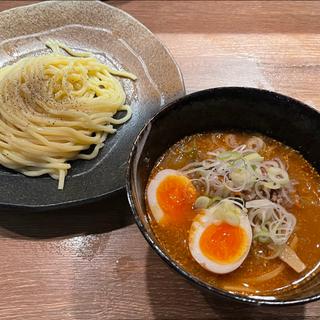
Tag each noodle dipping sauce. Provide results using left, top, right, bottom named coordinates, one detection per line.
left=145, top=133, right=320, bottom=295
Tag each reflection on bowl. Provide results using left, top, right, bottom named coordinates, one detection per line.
left=126, top=87, right=320, bottom=305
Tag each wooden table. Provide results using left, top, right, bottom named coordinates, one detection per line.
left=0, top=1, right=319, bottom=319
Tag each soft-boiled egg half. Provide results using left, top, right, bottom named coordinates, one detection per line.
left=147, top=169, right=198, bottom=225
left=189, top=199, right=252, bottom=274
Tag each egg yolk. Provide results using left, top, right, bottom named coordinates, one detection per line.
left=200, top=222, right=247, bottom=264
left=156, top=175, right=197, bottom=223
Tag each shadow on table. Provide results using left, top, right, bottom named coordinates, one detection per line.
left=145, top=248, right=305, bottom=320
left=0, top=188, right=134, bottom=239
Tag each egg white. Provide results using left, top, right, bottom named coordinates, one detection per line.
left=147, top=169, right=183, bottom=223
left=189, top=208, right=252, bottom=274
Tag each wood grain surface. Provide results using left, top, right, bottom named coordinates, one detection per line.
left=0, top=1, right=320, bottom=319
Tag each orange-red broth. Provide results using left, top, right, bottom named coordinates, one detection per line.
left=145, top=133, right=320, bottom=295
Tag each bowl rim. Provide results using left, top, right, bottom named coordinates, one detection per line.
left=126, top=86, right=320, bottom=306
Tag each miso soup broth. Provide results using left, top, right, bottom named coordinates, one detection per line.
left=145, top=133, right=320, bottom=295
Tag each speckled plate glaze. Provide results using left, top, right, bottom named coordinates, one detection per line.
left=0, top=1, right=185, bottom=209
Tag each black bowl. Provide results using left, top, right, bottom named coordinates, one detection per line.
left=126, top=87, right=320, bottom=305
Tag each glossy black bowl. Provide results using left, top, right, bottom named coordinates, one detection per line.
left=126, top=87, right=320, bottom=305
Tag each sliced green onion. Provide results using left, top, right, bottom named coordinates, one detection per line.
left=194, top=196, right=211, bottom=209
left=254, top=226, right=271, bottom=243
left=243, top=152, right=264, bottom=163
left=217, top=151, right=241, bottom=161
left=223, top=211, right=241, bottom=226
left=230, top=168, right=248, bottom=186
left=246, top=199, right=276, bottom=208
left=210, top=196, right=222, bottom=205
left=194, top=196, right=222, bottom=209
left=266, top=167, right=289, bottom=185
left=211, top=199, right=241, bottom=226
left=261, top=180, right=281, bottom=190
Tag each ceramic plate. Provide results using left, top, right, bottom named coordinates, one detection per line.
left=0, top=0, right=185, bottom=209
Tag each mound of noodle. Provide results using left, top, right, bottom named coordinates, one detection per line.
left=0, top=40, right=136, bottom=189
